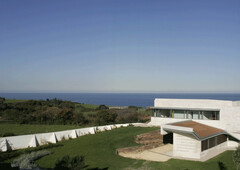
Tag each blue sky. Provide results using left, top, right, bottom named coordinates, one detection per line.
left=0, top=0, right=240, bottom=93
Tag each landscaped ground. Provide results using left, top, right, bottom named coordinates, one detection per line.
left=0, top=126, right=236, bottom=170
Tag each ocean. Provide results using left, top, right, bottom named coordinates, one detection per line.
left=1, top=93, right=240, bottom=108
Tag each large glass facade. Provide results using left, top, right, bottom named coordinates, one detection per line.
left=152, top=109, right=220, bottom=120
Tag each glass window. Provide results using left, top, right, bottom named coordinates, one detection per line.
left=173, top=110, right=185, bottom=119
left=152, top=109, right=219, bottom=120
left=201, top=135, right=227, bottom=152
left=203, top=111, right=219, bottom=120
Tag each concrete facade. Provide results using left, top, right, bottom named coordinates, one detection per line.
left=151, top=98, right=240, bottom=139
left=150, top=98, right=240, bottom=160
left=173, top=133, right=201, bottom=159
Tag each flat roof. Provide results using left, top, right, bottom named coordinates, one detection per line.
left=171, top=121, right=224, bottom=139
left=150, top=106, right=220, bottom=111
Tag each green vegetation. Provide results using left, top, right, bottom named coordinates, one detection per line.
left=233, top=144, right=240, bottom=170
left=11, top=150, right=51, bottom=169
left=36, top=126, right=159, bottom=169
left=0, top=126, right=236, bottom=170
left=0, top=98, right=237, bottom=169
left=0, top=123, right=83, bottom=137
left=5, top=99, right=26, bottom=103
left=37, top=127, right=236, bottom=170
left=0, top=97, right=151, bottom=136
left=54, top=155, right=86, bottom=170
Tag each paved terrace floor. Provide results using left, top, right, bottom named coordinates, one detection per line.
left=119, top=144, right=173, bottom=162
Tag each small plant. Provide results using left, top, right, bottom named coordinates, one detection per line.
left=11, top=150, right=51, bottom=169
left=61, top=136, right=67, bottom=141
left=54, top=155, right=86, bottom=170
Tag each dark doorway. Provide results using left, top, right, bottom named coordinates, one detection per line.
left=163, top=133, right=173, bottom=144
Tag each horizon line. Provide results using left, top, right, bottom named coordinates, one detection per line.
left=1, top=91, right=240, bottom=94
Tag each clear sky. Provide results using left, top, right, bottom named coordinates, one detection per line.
left=0, top=0, right=240, bottom=93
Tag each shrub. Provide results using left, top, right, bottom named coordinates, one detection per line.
left=54, top=155, right=85, bottom=170
left=97, top=105, right=109, bottom=110
left=233, top=143, right=240, bottom=170
left=96, top=110, right=117, bottom=125
left=73, top=112, right=87, bottom=125
left=11, top=150, right=51, bottom=169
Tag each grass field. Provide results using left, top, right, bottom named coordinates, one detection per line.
left=0, top=123, right=84, bottom=137
left=35, top=126, right=235, bottom=170
left=0, top=126, right=236, bottom=169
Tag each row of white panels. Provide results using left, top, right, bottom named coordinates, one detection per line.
left=0, top=123, right=132, bottom=152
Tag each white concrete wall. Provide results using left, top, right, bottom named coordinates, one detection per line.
left=220, top=107, right=240, bottom=133
left=233, top=101, right=240, bottom=106
left=151, top=99, right=240, bottom=140
left=0, top=123, right=132, bottom=152
left=154, top=98, right=233, bottom=110
left=173, top=133, right=201, bottom=159
left=150, top=117, right=186, bottom=126
left=151, top=117, right=223, bottom=129
left=227, top=140, right=239, bottom=148
left=172, top=132, right=238, bottom=160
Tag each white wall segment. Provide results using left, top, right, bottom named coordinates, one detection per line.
left=28, top=135, right=38, bottom=147
left=154, top=98, right=233, bottom=109
left=0, top=138, right=9, bottom=152
left=0, top=124, right=131, bottom=152
left=173, top=133, right=201, bottom=159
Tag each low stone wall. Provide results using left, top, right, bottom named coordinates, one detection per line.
left=0, top=123, right=136, bottom=152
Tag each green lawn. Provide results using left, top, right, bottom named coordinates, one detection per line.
left=5, top=99, right=26, bottom=103
left=0, top=123, right=84, bottom=137
left=32, top=127, right=235, bottom=170
left=75, top=103, right=99, bottom=110
left=0, top=126, right=236, bottom=169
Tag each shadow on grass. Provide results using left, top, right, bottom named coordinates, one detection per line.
left=0, top=163, right=18, bottom=170
left=0, top=143, right=63, bottom=162
left=218, top=161, right=227, bottom=170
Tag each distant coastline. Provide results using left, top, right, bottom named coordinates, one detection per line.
left=1, top=93, right=240, bottom=108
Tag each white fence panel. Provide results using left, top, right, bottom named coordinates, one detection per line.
left=0, top=123, right=132, bottom=152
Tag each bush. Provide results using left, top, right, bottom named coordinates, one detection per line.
left=96, top=110, right=117, bottom=125
left=73, top=111, right=87, bottom=125
left=11, top=150, right=51, bottom=169
left=233, top=143, right=240, bottom=170
left=55, top=155, right=85, bottom=170
left=97, top=105, right=109, bottom=110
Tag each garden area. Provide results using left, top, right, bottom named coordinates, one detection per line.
left=0, top=126, right=237, bottom=170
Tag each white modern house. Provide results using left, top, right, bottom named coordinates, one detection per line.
left=150, top=98, right=240, bottom=160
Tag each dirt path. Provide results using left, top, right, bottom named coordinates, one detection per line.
left=118, top=144, right=173, bottom=162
